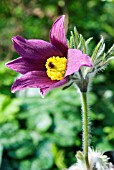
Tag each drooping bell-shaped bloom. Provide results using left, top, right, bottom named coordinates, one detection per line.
left=6, top=15, right=93, bottom=96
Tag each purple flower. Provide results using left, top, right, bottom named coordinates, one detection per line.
left=6, top=15, right=92, bottom=96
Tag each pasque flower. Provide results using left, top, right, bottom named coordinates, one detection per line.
left=6, top=15, right=92, bottom=96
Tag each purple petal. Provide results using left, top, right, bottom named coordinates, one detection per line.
left=50, top=15, right=68, bottom=55
left=11, top=71, right=57, bottom=93
left=6, top=57, right=46, bottom=74
left=40, top=77, right=69, bottom=96
left=65, top=49, right=93, bottom=76
left=12, top=36, right=63, bottom=60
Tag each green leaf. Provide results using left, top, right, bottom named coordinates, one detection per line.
left=53, top=115, right=81, bottom=146
left=0, top=144, right=3, bottom=168
left=68, top=26, right=80, bottom=49
left=20, top=160, right=31, bottom=170
left=79, top=34, right=86, bottom=53
left=105, top=56, right=114, bottom=65
left=74, top=26, right=79, bottom=47
left=2, top=130, right=39, bottom=150
left=54, top=148, right=66, bottom=169
left=27, top=113, right=52, bottom=132
left=0, top=121, right=19, bottom=138
left=0, top=94, right=21, bottom=123
left=91, top=36, right=104, bottom=62
left=31, top=140, right=54, bottom=170
left=85, top=37, right=93, bottom=46
left=106, top=44, right=114, bottom=58
left=97, top=138, right=113, bottom=152
left=88, top=92, right=97, bottom=105
left=8, top=143, right=36, bottom=159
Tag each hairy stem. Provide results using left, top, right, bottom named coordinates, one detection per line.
left=81, top=92, right=90, bottom=170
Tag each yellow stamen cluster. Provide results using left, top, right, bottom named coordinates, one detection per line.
left=45, top=56, right=67, bottom=80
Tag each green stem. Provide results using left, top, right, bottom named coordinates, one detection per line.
left=81, top=92, right=90, bottom=170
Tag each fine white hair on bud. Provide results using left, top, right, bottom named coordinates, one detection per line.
left=65, top=148, right=114, bottom=170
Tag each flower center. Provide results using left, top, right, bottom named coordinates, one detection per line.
left=45, top=56, right=67, bottom=80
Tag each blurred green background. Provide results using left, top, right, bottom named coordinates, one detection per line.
left=0, top=0, right=114, bottom=169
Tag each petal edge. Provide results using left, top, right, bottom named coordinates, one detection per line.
left=12, top=36, right=63, bottom=60
left=40, top=77, right=69, bottom=96
left=50, top=15, right=68, bottom=55
left=11, top=71, right=57, bottom=93
left=65, top=49, right=93, bottom=76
